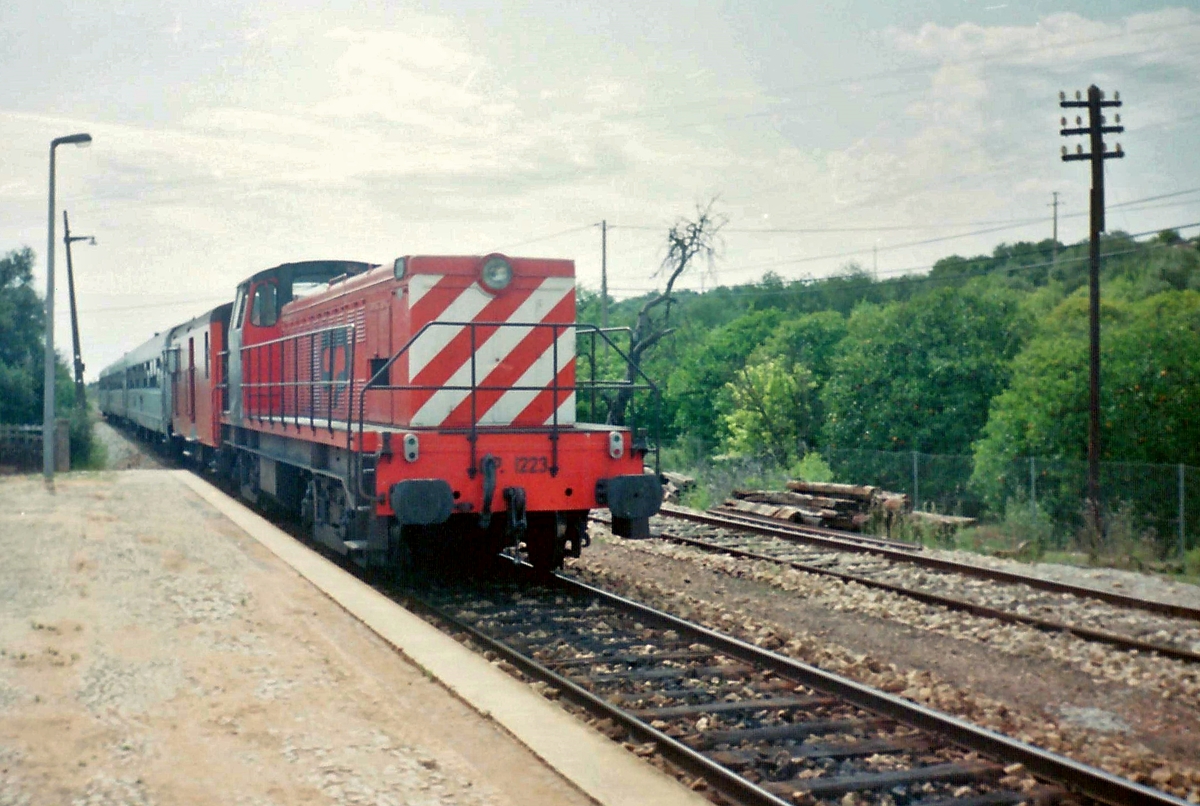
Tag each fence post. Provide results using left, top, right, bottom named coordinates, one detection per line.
left=912, top=451, right=919, bottom=511
left=55, top=418, right=70, bottom=472
left=1030, top=457, right=1036, bottom=516
left=1180, top=463, right=1187, bottom=560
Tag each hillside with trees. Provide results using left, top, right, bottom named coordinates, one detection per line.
left=580, top=225, right=1200, bottom=553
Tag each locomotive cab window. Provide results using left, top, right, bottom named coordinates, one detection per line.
left=250, top=282, right=279, bottom=327
left=233, top=287, right=247, bottom=329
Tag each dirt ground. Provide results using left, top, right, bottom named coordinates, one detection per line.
left=573, top=529, right=1200, bottom=800
left=0, top=470, right=595, bottom=806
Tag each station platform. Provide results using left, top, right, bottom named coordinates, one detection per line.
left=0, top=470, right=708, bottom=806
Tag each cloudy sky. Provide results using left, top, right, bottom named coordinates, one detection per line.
left=2, top=0, right=1198, bottom=377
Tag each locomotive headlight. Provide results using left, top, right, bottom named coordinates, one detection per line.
left=393, top=257, right=407, bottom=280
left=480, top=255, right=513, bottom=291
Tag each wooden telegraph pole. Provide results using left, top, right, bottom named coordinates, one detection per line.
left=1049, top=191, right=1060, bottom=262
left=600, top=219, right=608, bottom=332
left=1059, top=85, right=1124, bottom=535
left=62, top=211, right=95, bottom=411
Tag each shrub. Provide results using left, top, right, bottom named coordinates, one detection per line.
left=789, top=452, right=834, bottom=483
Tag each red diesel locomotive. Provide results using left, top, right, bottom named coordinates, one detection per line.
left=99, top=254, right=662, bottom=573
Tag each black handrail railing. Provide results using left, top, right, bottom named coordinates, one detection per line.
left=238, top=323, right=358, bottom=451
left=221, top=320, right=661, bottom=509
left=354, top=321, right=662, bottom=499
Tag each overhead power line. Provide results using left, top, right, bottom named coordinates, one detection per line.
left=601, top=221, right=1200, bottom=297
left=77, top=293, right=232, bottom=316
left=486, top=223, right=598, bottom=253
left=605, top=187, right=1200, bottom=236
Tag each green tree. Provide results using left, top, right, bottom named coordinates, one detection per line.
left=666, top=308, right=783, bottom=446
left=821, top=286, right=1027, bottom=454
left=973, top=289, right=1200, bottom=477
left=0, top=246, right=97, bottom=468
left=0, top=248, right=45, bottom=424
left=720, top=358, right=817, bottom=465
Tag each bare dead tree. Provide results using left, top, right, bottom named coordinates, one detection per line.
left=607, top=198, right=725, bottom=425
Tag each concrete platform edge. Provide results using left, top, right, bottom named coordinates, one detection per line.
left=175, top=471, right=710, bottom=806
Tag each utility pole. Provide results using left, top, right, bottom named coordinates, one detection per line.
left=62, top=211, right=95, bottom=411
left=1049, top=191, right=1060, bottom=262
left=600, top=220, right=608, bottom=332
left=1060, top=85, right=1124, bottom=534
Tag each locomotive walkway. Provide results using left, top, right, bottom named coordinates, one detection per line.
left=0, top=469, right=706, bottom=806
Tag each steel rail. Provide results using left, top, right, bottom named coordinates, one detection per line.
left=656, top=529, right=1200, bottom=664
left=662, top=504, right=1200, bottom=622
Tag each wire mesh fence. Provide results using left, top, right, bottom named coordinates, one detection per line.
left=0, top=421, right=70, bottom=474
left=824, top=448, right=1197, bottom=558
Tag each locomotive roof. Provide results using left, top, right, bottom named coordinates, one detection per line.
left=240, top=260, right=375, bottom=288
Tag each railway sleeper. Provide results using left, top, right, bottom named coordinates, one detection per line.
left=705, top=734, right=936, bottom=768
left=605, top=677, right=798, bottom=705
left=762, top=759, right=1004, bottom=798
left=580, top=663, right=753, bottom=684
left=543, top=649, right=716, bottom=669
left=633, top=694, right=836, bottom=719
left=908, top=787, right=1065, bottom=805
left=690, top=716, right=893, bottom=750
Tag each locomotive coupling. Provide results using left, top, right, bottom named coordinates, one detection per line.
left=389, top=479, right=454, bottom=525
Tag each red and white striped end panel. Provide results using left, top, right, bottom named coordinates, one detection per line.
left=406, top=275, right=577, bottom=427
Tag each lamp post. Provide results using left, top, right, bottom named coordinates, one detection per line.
left=44, top=132, right=92, bottom=482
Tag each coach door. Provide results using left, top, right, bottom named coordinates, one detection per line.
left=226, top=283, right=248, bottom=421
left=188, top=337, right=197, bottom=427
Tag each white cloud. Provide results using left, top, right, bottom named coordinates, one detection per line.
left=888, top=8, right=1200, bottom=67
left=4, top=6, right=1199, bottom=376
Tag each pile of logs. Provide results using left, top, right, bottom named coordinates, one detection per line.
left=722, top=480, right=911, bottom=532
left=661, top=471, right=696, bottom=504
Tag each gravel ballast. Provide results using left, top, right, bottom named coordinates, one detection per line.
left=575, top=525, right=1200, bottom=802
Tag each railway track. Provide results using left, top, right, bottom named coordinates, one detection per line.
left=649, top=506, right=1200, bottom=663
left=391, top=571, right=1187, bottom=806
left=174, top=466, right=1189, bottom=806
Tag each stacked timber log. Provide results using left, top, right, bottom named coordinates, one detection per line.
left=661, top=471, right=696, bottom=504
left=723, top=480, right=912, bottom=532
left=906, top=511, right=978, bottom=542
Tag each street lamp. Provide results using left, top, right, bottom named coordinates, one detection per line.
left=44, top=132, right=92, bottom=482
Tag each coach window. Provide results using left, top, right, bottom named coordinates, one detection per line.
left=204, top=332, right=210, bottom=377
left=251, top=282, right=279, bottom=327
